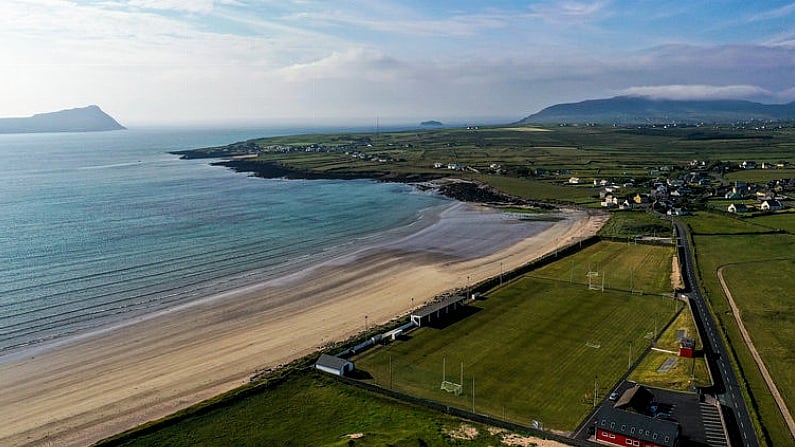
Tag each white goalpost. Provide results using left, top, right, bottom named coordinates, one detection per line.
left=440, top=357, right=463, bottom=396
left=587, top=271, right=605, bottom=291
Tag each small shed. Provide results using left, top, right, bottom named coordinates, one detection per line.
left=679, top=338, right=696, bottom=358
left=315, top=354, right=354, bottom=377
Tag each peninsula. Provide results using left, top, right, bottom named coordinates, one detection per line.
left=0, top=105, right=125, bottom=134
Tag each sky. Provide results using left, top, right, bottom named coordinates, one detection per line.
left=1, top=0, right=795, bottom=126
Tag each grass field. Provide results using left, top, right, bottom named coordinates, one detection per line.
left=628, top=305, right=711, bottom=391
left=528, top=240, right=676, bottom=295
left=598, top=211, right=675, bottom=239
left=721, top=261, right=795, bottom=415
left=98, top=370, right=524, bottom=447
left=683, top=211, right=795, bottom=446
left=352, top=242, right=679, bottom=431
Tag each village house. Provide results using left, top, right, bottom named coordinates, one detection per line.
left=741, top=160, right=757, bottom=169
left=727, top=203, right=749, bottom=213
left=760, top=199, right=785, bottom=212
left=601, top=193, right=619, bottom=208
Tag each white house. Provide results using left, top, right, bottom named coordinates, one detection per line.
left=727, top=203, right=749, bottom=213
left=760, top=199, right=785, bottom=211
left=601, top=193, right=619, bottom=208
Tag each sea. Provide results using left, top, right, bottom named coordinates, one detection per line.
left=0, top=127, right=451, bottom=357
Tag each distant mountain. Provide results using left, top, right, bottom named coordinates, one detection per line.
left=0, top=105, right=125, bottom=134
left=518, top=96, right=795, bottom=125
left=421, top=120, right=444, bottom=126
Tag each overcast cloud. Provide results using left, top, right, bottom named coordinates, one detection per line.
left=1, top=0, right=794, bottom=125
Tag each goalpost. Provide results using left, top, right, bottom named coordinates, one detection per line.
left=440, top=357, right=463, bottom=396
left=587, top=271, right=605, bottom=291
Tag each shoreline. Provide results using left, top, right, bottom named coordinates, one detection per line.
left=0, top=187, right=606, bottom=447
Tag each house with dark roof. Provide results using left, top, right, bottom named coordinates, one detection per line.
left=594, top=406, right=680, bottom=447
left=614, top=384, right=654, bottom=414
left=760, top=199, right=784, bottom=212
left=315, top=354, right=354, bottom=377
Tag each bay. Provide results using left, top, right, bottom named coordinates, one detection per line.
left=0, top=127, right=449, bottom=355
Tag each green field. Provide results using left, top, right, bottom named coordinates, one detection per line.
left=352, top=242, right=679, bottom=431
left=598, top=211, right=675, bottom=239
left=98, top=370, right=523, bottom=447
left=528, top=240, right=675, bottom=295
left=721, top=261, right=795, bottom=414
left=682, top=212, right=795, bottom=446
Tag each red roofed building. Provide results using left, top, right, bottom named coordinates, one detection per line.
left=594, top=406, right=680, bottom=447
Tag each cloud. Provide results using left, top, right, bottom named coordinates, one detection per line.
left=747, top=2, right=795, bottom=22
left=283, top=9, right=512, bottom=37
left=621, top=84, right=774, bottom=101
left=127, top=0, right=243, bottom=14
left=528, top=0, right=608, bottom=23
left=277, top=48, right=403, bottom=81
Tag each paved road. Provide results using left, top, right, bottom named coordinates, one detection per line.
left=674, top=221, right=760, bottom=447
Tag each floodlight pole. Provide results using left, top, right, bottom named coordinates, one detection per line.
left=472, top=376, right=476, bottom=412
left=628, top=341, right=633, bottom=369
left=593, top=375, right=598, bottom=407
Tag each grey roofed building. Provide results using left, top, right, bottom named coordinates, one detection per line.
left=594, top=405, right=680, bottom=447
left=614, top=384, right=654, bottom=413
left=410, top=294, right=468, bottom=327
left=315, top=354, right=354, bottom=376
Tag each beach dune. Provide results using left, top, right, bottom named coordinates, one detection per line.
left=0, top=203, right=605, bottom=447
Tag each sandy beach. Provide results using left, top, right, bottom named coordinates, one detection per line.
left=0, top=203, right=606, bottom=447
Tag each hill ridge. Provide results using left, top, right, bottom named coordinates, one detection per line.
left=519, top=96, right=795, bottom=125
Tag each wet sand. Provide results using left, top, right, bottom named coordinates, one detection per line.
left=0, top=203, right=606, bottom=447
